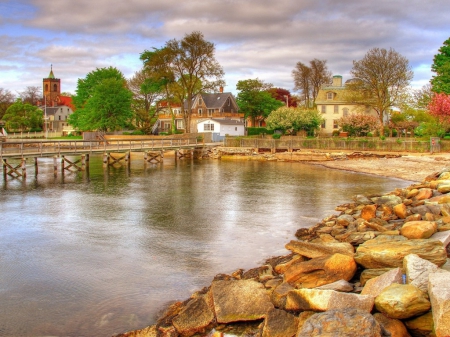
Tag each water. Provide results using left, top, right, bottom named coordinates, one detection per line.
left=0, top=155, right=411, bottom=337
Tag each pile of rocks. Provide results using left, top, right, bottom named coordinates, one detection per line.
left=117, top=168, right=450, bottom=337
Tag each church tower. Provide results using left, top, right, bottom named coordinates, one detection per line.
left=43, top=65, right=61, bottom=106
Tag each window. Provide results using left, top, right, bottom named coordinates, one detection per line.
left=208, top=109, right=214, bottom=117
left=204, top=123, right=214, bottom=131
left=343, top=108, right=349, bottom=117
left=227, top=98, right=230, bottom=106
left=65, top=116, right=67, bottom=120
left=327, top=92, right=334, bottom=100
left=198, top=98, right=203, bottom=105
left=321, top=105, right=326, bottom=114
left=60, top=108, right=63, bottom=112
left=235, top=127, right=237, bottom=131
left=333, top=120, right=339, bottom=129
left=176, top=120, right=184, bottom=129
left=321, top=120, right=326, bottom=128
left=198, top=108, right=202, bottom=116
left=334, top=105, right=339, bottom=114
left=163, top=122, right=170, bottom=130
left=58, top=115, right=61, bottom=120
left=53, top=84, right=57, bottom=91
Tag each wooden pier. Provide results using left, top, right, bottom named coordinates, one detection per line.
left=1, top=138, right=216, bottom=180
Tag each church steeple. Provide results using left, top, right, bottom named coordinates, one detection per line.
left=48, top=64, right=55, bottom=79
left=43, top=65, right=61, bottom=106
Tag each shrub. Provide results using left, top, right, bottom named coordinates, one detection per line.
left=272, top=133, right=281, bottom=139
left=332, top=130, right=340, bottom=137
left=367, top=132, right=373, bottom=137
left=247, top=127, right=274, bottom=136
left=380, top=136, right=386, bottom=140
left=131, top=130, right=145, bottom=135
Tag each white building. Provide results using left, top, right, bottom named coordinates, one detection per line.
left=197, top=118, right=245, bottom=142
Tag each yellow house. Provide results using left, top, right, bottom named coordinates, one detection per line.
left=315, top=75, right=377, bottom=135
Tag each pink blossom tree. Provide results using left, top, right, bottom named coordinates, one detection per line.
left=428, top=93, right=450, bottom=125
left=338, top=114, right=380, bottom=136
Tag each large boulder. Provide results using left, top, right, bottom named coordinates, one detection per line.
left=373, top=313, right=411, bottom=337
left=283, top=253, right=357, bottom=288
left=260, top=308, right=299, bottom=337
left=285, top=288, right=374, bottom=312
left=284, top=240, right=354, bottom=258
left=354, top=237, right=447, bottom=269
left=428, top=271, right=450, bottom=337
left=375, top=284, right=431, bottom=320
left=361, top=268, right=403, bottom=297
left=297, top=308, right=390, bottom=337
left=361, top=205, right=378, bottom=220
left=400, top=221, right=438, bottom=239
left=360, top=268, right=395, bottom=286
left=403, top=311, right=435, bottom=337
left=172, top=295, right=215, bottom=337
left=404, top=254, right=442, bottom=292
left=210, top=279, right=273, bottom=323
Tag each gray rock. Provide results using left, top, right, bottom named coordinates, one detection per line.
left=428, top=271, right=450, bottom=337
left=361, top=268, right=403, bottom=297
left=404, top=254, right=441, bottom=292
left=315, top=280, right=354, bottom=292
left=261, top=308, right=299, bottom=337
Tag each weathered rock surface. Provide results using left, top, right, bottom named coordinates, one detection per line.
left=283, top=253, right=357, bottom=288
left=297, top=308, right=390, bottom=337
left=375, top=284, right=431, bottom=319
left=404, top=311, right=435, bottom=337
left=404, top=254, right=441, bottom=292
left=373, top=313, right=412, bottom=337
left=210, top=279, right=273, bottom=323
left=400, top=221, right=438, bottom=239
left=171, top=295, right=214, bottom=337
left=361, top=268, right=403, bottom=297
left=315, top=279, right=354, bottom=292
left=360, top=268, right=396, bottom=286
left=354, top=237, right=447, bottom=269
left=284, top=240, right=354, bottom=258
left=428, top=271, right=450, bottom=337
left=260, top=308, right=299, bottom=337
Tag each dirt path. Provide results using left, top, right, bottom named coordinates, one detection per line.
left=312, top=152, right=450, bottom=182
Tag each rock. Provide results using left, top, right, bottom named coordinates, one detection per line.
left=394, top=203, right=408, bottom=219
left=353, top=194, right=373, bottom=205
left=336, top=214, right=355, bottom=226
left=172, top=295, right=215, bottom=337
left=437, top=181, right=450, bottom=193
left=283, top=253, right=357, bottom=288
left=115, top=325, right=158, bottom=337
left=375, top=284, right=431, bottom=319
left=285, top=288, right=374, bottom=312
left=400, top=221, right=438, bottom=239
left=360, top=268, right=396, bottom=286
left=361, top=205, right=378, bottom=220
left=297, top=308, right=389, bottom=337
left=284, top=240, right=354, bottom=259
left=373, top=313, right=411, bottom=337
left=210, top=279, right=273, bottom=323
left=271, top=282, right=294, bottom=309
left=407, top=189, right=420, bottom=199
left=361, top=268, right=403, bottom=297
left=404, top=311, right=435, bottom=337
left=404, top=254, right=442, bottom=292
left=416, top=188, right=433, bottom=201
left=315, top=279, right=354, bottom=292
left=428, top=271, right=450, bottom=337
left=354, top=237, right=447, bottom=269
left=274, top=254, right=306, bottom=275
left=372, top=195, right=403, bottom=207
left=260, top=308, right=299, bottom=337
left=429, top=230, right=450, bottom=247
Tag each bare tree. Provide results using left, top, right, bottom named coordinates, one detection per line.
left=292, top=59, right=332, bottom=108
left=19, top=86, right=42, bottom=105
left=346, top=47, right=414, bottom=136
left=0, top=88, right=16, bottom=120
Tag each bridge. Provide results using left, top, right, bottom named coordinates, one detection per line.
left=1, top=137, right=216, bottom=179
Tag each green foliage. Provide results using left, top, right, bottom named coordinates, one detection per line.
left=131, top=130, right=145, bottom=135
left=272, top=133, right=281, bottom=139
left=246, top=127, right=274, bottom=136
left=332, top=130, right=340, bottom=137
left=431, top=37, right=450, bottom=94
left=367, top=132, right=373, bottom=137
left=380, top=135, right=386, bottom=140
left=70, top=67, right=133, bottom=132
left=265, top=107, right=323, bottom=136
left=3, top=98, right=43, bottom=131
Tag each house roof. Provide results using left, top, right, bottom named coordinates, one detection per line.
left=198, top=118, right=244, bottom=126
left=59, top=95, right=74, bottom=109
left=185, top=92, right=238, bottom=110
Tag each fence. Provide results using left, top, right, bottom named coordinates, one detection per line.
left=224, top=136, right=448, bottom=153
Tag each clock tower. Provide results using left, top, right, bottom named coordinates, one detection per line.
left=43, top=65, right=61, bottom=106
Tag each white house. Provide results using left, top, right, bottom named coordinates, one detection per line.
left=197, top=118, right=245, bottom=142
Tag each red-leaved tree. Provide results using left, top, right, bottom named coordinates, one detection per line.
left=429, top=93, right=450, bottom=124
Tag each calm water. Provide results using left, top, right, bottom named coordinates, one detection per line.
left=0, top=155, right=411, bottom=337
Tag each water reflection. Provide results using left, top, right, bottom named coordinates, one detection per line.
left=0, top=155, right=411, bottom=336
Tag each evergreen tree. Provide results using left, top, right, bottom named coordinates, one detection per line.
left=431, top=37, right=450, bottom=94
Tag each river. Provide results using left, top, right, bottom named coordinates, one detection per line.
left=0, top=154, right=411, bottom=336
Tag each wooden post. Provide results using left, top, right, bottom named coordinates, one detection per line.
left=175, top=150, right=178, bottom=163
left=61, top=155, right=65, bottom=175
left=34, top=157, right=38, bottom=175
left=3, top=159, right=6, bottom=180
left=21, top=158, right=26, bottom=178
left=53, top=156, right=58, bottom=177
left=86, top=154, right=90, bottom=169
left=81, top=154, right=86, bottom=171
left=103, top=153, right=108, bottom=167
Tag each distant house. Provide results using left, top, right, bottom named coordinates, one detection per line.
left=315, top=75, right=378, bottom=135
left=197, top=118, right=245, bottom=141
left=154, top=88, right=244, bottom=134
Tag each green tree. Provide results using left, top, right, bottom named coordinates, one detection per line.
left=266, top=107, right=323, bottom=136
left=431, top=37, right=450, bottom=94
left=141, top=31, right=224, bottom=133
left=3, top=98, right=43, bottom=131
left=346, top=48, right=413, bottom=136
left=236, top=79, right=284, bottom=126
left=70, top=67, right=133, bottom=132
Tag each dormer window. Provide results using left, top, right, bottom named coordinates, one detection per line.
left=327, top=92, right=334, bottom=100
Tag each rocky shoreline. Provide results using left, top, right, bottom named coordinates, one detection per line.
left=116, top=153, right=450, bottom=337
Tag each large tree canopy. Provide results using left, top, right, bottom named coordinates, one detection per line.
left=70, top=67, right=133, bottom=132
left=431, top=37, right=450, bottom=94
left=266, top=107, right=323, bottom=136
left=292, top=59, right=332, bottom=108
left=3, top=98, right=43, bottom=131
left=0, top=88, right=15, bottom=120
left=140, top=31, right=224, bottom=133
left=236, top=78, right=284, bottom=126
left=346, top=47, right=413, bottom=136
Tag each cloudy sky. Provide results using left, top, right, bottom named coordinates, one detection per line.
left=1, top=0, right=448, bottom=97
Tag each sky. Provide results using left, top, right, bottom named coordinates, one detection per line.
left=0, top=0, right=448, bottom=97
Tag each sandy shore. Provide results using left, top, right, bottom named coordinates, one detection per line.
left=311, top=152, right=450, bottom=182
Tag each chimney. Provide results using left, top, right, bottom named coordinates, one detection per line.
left=219, top=86, right=223, bottom=93
left=332, top=75, right=342, bottom=87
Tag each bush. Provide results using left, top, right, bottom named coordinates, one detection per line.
left=380, top=136, right=386, bottom=140
left=159, top=132, right=169, bottom=136
left=30, top=128, right=43, bottom=132
left=332, top=130, right=340, bottom=137
left=247, top=127, right=274, bottom=136
left=131, top=130, right=145, bottom=135
left=391, top=129, right=398, bottom=137
left=366, top=132, right=373, bottom=137
left=272, top=133, right=281, bottom=139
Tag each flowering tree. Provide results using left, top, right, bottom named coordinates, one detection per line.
left=266, top=107, right=323, bottom=135
left=338, top=114, right=379, bottom=136
left=429, top=93, right=450, bottom=122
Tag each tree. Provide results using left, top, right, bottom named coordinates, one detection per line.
left=127, top=69, right=165, bottom=134
left=338, top=114, right=380, bottom=137
left=428, top=93, right=450, bottom=126
left=0, top=88, right=15, bottom=120
left=236, top=78, right=284, bottom=126
left=267, top=87, right=297, bottom=107
left=266, top=107, right=323, bottom=136
left=141, top=31, right=225, bottom=133
left=3, top=98, right=43, bottom=131
left=346, top=47, right=414, bottom=136
left=70, top=67, right=133, bottom=132
left=431, top=37, right=450, bottom=94
left=19, top=86, right=42, bottom=105
left=292, top=59, right=332, bottom=108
